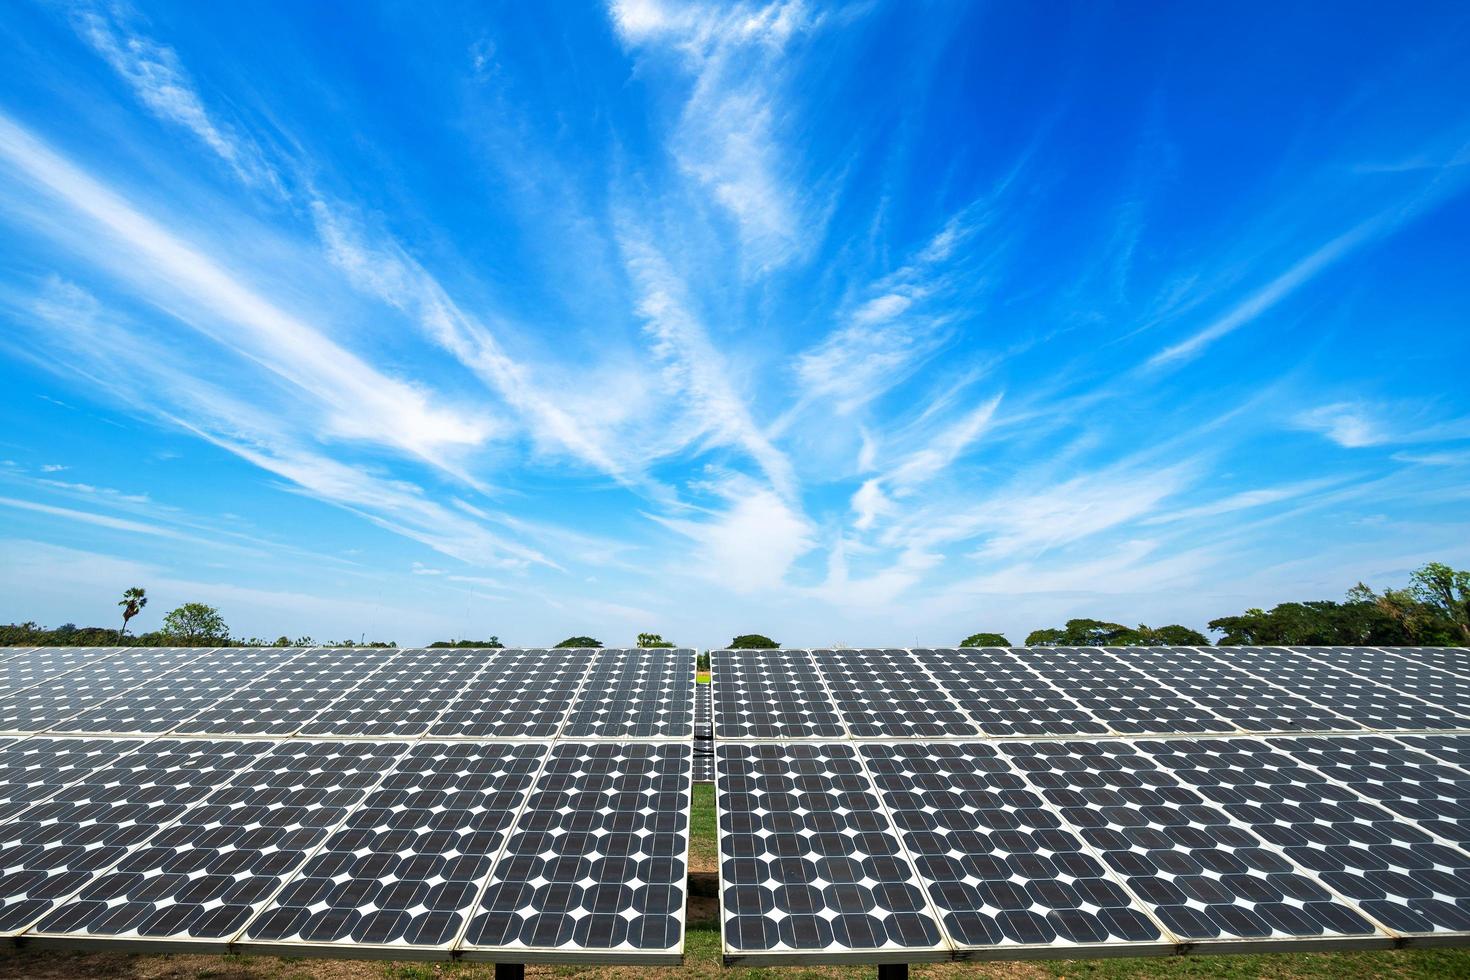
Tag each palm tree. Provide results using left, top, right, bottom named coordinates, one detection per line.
left=118, top=587, right=147, bottom=640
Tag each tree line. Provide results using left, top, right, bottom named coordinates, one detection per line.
left=3, top=563, right=1465, bottom=649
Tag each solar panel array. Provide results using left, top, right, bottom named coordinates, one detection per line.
left=0, top=645, right=694, bottom=963
left=4, top=642, right=1469, bottom=966
left=711, top=646, right=1470, bottom=964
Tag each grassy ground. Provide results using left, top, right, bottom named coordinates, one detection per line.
left=4, top=932, right=1469, bottom=980
left=3, top=768, right=1467, bottom=978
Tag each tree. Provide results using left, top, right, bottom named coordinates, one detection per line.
left=959, top=632, right=1010, bottom=647
left=160, top=603, right=229, bottom=645
left=429, top=637, right=505, bottom=648
left=1409, top=562, right=1470, bottom=644
left=117, top=587, right=147, bottom=639
left=1208, top=600, right=1413, bottom=646
left=729, top=634, right=779, bottom=649
left=1025, top=619, right=1150, bottom=646
left=1145, top=624, right=1210, bottom=646
left=555, top=636, right=601, bottom=648
left=637, top=633, right=675, bottom=648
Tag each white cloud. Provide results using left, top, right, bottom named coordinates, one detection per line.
left=0, top=119, right=497, bottom=476
left=309, top=201, right=638, bottom=481
left=1141, top=478, right=1341, bottom=525
left=72, top=5, right=282, bottom=193
left=618, top=231, right=799, bottom=499
left=885, top=460, right=1197, bottom=560
left=608, top=0, right=820, bottom=271
left=11, top=279, right=554, bottom=573
left=845, top=395, right=1001, bottom=535
left=1294, top=401, right=1470, bottom=449
left=850, top=479, right=890, bottom=532
left=653, top=477, right=814, bottom=593
left=40, top=464, right=67, bottom=472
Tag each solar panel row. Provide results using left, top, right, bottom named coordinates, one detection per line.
left=712, top=647, right=1470, bottom=740
left=0, top=647, right=696, bottom=740
left=0, top=732, right=691, bottom=961
left=715, top=732, right=1470, bottom=963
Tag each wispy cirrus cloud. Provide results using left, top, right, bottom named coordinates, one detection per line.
left=71, top=3, right=283, bottom=194
left=0, top=115, right=497, bottom=475
left=1294, top=400, right=1470, bottom=448
left=617, top=229, right=799, bottom=499
left=11, top=277, right=552, bottom=572
left=609, top=0, right=824, bottom=272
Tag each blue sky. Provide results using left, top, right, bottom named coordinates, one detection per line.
left=1, top=1, right=1468, bottom=647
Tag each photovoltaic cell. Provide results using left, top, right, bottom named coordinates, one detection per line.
left=1002, top=740, right=1379, bottom=943
left=430, top=650, right=587, bottom=739
left=860, top=742, right=1166, bottom=953
left=0, top=647, right=209, bottom=734
left=1138, top=737, right=1470, bottom=936
left=54, top=648, right=306, bottom=735
left=812, top=649, right=980, bottom=738
left=299, top=647, right=486, bottom=737
left=173, top=648, right=390, bottom=736
left=1219, top=647, right=1470, bottom=731
left=1289, top=647, right=1470, bottom=718
left=33, top=740, right=408, bottom=944
left=716, top=742, right=946, bottom=962
left=461, top=742, right=691, bottom=960
left=562, top=648, right=696, bottom=739
left=242, top=741, right=547, bottom=951
left=911, top=649, right=1107, bottom=737
left=712, top=650, right=844, bottom=740
left=0, top=739, right=275, bottom=934
left=1018, top=649, right=1234, bottom=736
left=1117, top=647, right=1361, bottom=733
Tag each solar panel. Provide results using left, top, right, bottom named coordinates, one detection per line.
left=173, top=648, right=391, bottom=736
left=240, top=741, right=547, bottom=953
left=812, top=649, right=980, bottom=738
left=1017, top=648, right=1235, bottom=736
left=1377, top=647, right=1470, bottom=677
left=460, top=742, right=691, bottom=961
left=1219, top=647, right=1470, bottom=730
left=1272, top=735, right=1470, bottom=846
left=0, top=647, right=124, bottom=694
left=299, top=647, right=486, bottom=738
left=0, top=738, right=275, bottom=934
left=31, top=740, right=409, bottom=946
left=1003, top=739, right=1382, bottom=946
left=0, top=647, right=211, bottom=734
left=1114, top=647, right=1362, bottom=733
left=430, top=649, right=588, bottom=738
left=1398, top=732, right=1470, bottom=769
left=1288, top=647, right=1470, bottom=717
left=712, top=650, right=845, bottom=740
left=911, top=648, right=1108, bottom=736
left=1137, top=737, right=1470, bottom=938
left=562, top=648, right=696, bottom=738
left=860, top=741, right=1167, bottom=954
left=716, top=742, right=947, bottom=963
left=0, top=737, right=138, bottom=823
left=53, top=647, right=308, bottom=735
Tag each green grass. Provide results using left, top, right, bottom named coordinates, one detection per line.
left=689, top=782, right=717, bottom=873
